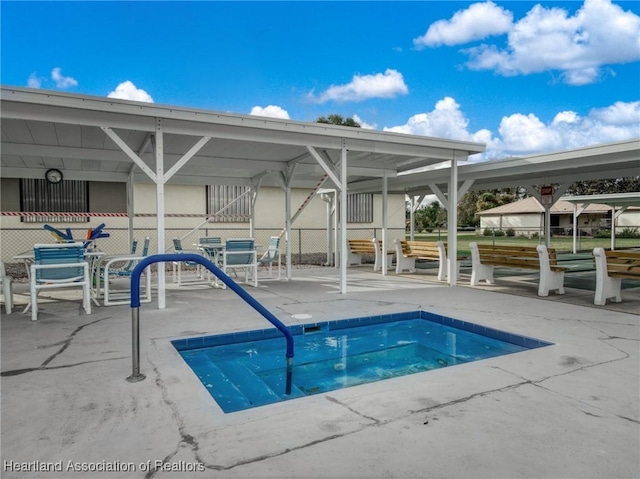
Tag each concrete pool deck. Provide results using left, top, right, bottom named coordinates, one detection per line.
left=1, top=267, right=639, bottom=479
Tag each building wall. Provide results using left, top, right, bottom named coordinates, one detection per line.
left=480, top=211, right=639, bottom=235
left=0, top=179, right=405, bottom=262
left=480, top=214, right=542, bottom=231
left=1, top=178, right=20, bottom=211
left=617, top=210, right=640, bottom=229
left=90, top=182, right=127, bottom=213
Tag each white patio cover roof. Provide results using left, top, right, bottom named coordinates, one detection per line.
left=560, top=192, right=640, bottom=208
left=349, top=139, right=640, bottom=196
left=560, top=192, right=640, bottom=253
left=0, top=86, right=484, bottom=188
left=1, top=86, right=486, bottom=302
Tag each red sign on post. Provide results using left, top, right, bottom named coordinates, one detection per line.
left=540, top=185, right=553, bottom=205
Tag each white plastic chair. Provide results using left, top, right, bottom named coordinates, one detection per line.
left=220, top=238, right=258, bottom=287
left=258, top=236, right=282, bottom=280
left=29, top=243, right=91, bottom=321
left=103, top=237, right=152, bottom=306
left=172, top=238, right=206, bottom=286
left=1, top=263, right=14, bottom=315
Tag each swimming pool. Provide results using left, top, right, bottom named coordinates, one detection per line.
left=173, top=310, right=552, bottom=413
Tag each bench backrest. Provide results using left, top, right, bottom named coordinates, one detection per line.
left=471, top=243, right=558, bottom=268
left=347, top=239, right=377, bottom=254
left=594, top=248, right=640, bottom=277
left=397, top=240, right=442, bottom=259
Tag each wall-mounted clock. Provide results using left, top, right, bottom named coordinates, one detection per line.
left=45, top=168, right=63, bottom=184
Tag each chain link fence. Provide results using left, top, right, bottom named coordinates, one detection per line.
left=0, top=225, right=405, bottom=278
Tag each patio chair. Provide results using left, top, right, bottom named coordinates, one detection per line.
left=220, top=238, right=258, bottom=288
left=93, top=239, right=137, bottom=296
left=258, top=236, right=282, bottom=280
left=198, top=236, right=223, bottom=262
left=29, top=242, right=91, bottom=321
left=172, top=238, right=206, bottom=286
left=1, top=263, right=14, bottom=315
left=102, top=237, right=152, bottom=306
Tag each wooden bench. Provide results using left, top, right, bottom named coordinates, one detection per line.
left=469, top=242, right=566, bottom=296
left=347, top=239, right=394, bottom=271
left=394, top=240, right=456, bottom=281
left=593, top=248, right=640, bottom=305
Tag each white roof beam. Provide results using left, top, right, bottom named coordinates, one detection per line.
left=306, top=145, right=342, bottom=190
left=101, top=127, right=157, bottom=181
left=2, top=142, right=289, bottom=172
left=163, top=136, right=212, bottom=182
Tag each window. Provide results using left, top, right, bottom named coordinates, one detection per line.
left=207, top=185, right=250, bottom=222
left=347, top=193, right=373, bottom=223
left=20, top=179, right=89, bottom=223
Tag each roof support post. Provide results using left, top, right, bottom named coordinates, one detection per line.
left=572, top=202, right=589, bottom=253
left=153, top=118, right=166, bottom=309
left=527, top=183, right=570, bottom=248
left=284, top=178, right=292, bottom=281
left=610, top=206, right=628, bottom=251
left=339, top=141, right=348, bottom=294
left=321, top=191, right=336, bottom=266
left=249, top=176, right=263, bottom=239
left=381, top=172, right=388, bottom=276
left=447, top=152, right=459, bottom=287
left=126, top=167, right=135, bottom=248
left=279, top=164, right=297, bottom=281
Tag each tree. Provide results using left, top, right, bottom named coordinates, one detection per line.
left=457, top=191, right=480, bottom=227
left=457, top=187, right=525, bottom=227
left=316, top=114, right=360, bottom=128
left=567, top=177, right=640, bottom=195
left=414, top=201, right=447, bottom=232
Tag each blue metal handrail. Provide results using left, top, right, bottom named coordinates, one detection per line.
left=127, top=254, right=294, bottom=394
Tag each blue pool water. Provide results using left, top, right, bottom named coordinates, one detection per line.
left=173, top=310, right=552, bottom=413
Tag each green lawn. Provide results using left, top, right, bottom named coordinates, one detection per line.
left=409, top=232, right=640, bottom=257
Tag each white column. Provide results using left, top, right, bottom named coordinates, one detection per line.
left=285, top=183, right=292, bottom=280
left=572, top=204, right=578, bottom=254
left=154, top=119, right=166, bottom=309
left=249, top=182, right=257, bottom=239
left=340, top=141, right=348, bottom=294
left=611, top=207, right=616, bottom=251
left=382, top=173, right=388, bottom=276
left=126, top=169, right=135, bottom=247
left=544, top=206, right=551, bottom=248
left=447, top=152, right=458, bottom=287
left=409, top=196, right=415, bottom=241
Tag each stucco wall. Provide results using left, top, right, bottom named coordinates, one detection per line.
left=0, top=179, right=406, bottom=261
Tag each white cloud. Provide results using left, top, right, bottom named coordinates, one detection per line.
left=383, top=97, right=639, bottom=159
left=27, top=73, right=42, bottom=88
left=107, top=81, right=154, bottom=103
left=463, top=0, right=640, bottom=85
left=493, top=100, right=640, bottom=155
left=352, top=114, right=377, bottom=130
left=414, top=1, right=512, bottom=48
left=309, top=69, right=408, bottom=103
left=552, top=111, right=580, bottom=125
left=50, top=67, right=78, bottom=89
left=384, top=97, right=476, bottom=140
left=249, top=105, right=290, bottom=119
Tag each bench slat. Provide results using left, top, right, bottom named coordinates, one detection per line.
left=477, top=245, right=559, bottom=266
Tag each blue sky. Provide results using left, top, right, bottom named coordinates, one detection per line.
left=2, top=0, right=639, bottom=160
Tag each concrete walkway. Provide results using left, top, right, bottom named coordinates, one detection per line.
left=1, top=268, right=638, bottom=478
